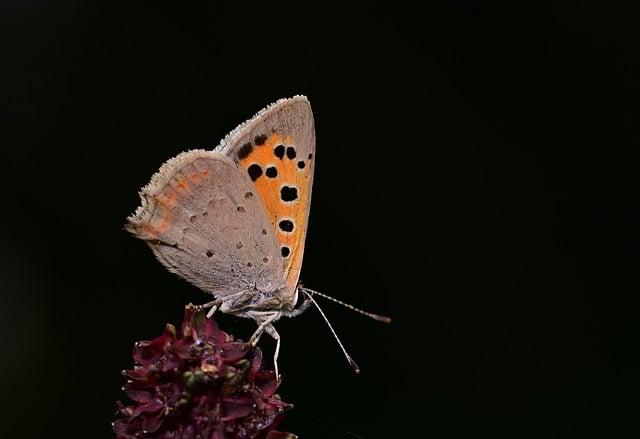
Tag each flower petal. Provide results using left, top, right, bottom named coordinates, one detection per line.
left=248, top=347, right=263, bottom=377
left=221, top=395, right=254, bottom=421
left=133, top=335, right=170, bottom=365
left=112, top=419, right=134, bottom=439
left=123, top=388, right=151, bottom=403
left=171, top=338, right=195, bottom=359
left=140, top=412, right=164, bottom=434
left=255, top=370, right=278, bottom=397
left=209, top=425, right=225, bottom=439
left=131, top=397, right=164, bottom=418
left=219, top=341, right=249, bottom=363
left=122, top=367, right=148, bottom=382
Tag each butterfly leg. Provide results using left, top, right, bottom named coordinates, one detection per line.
left=264, top=323, right=281, bottom=379
left=248, top=312, right=280, bottom=346
left=192, top=298, right=222, bottom=318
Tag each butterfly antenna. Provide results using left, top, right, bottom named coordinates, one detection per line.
left=302, top=290, right=361, bottom=374
left=300, top=287, right=391, bottom=323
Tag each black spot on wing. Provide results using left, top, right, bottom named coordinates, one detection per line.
left=274, top=144, right=285, bottom=159
left=280, top=186, right=298, bottom=202
left=266, top=166, right=278, bottom=178
left=286, top=146, right=296, bottom=159
left=254, top=134, right=267, bottom=145
left=279, top=219, right=294, bottom=232
left=238, top=142, right=253, bottom=159
left=248, top=164, right=262, bottom=181
left=281, top=246, right=291, bottom=257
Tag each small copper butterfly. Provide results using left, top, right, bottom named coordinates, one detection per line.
left=126, top=96, right=389, bottom=376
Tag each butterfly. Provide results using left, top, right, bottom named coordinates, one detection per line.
left=125, top=96, right=389, bottom=376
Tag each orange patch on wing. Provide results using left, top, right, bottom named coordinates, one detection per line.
left=152, top=186, right=180, bottom=233
left=156, top=216, right=171, bottom=232
left=141, top=205, right=172, bottom=235
left=154, top=192, right=176, bottom=208
left=239, top=133, right=312, bottom=281
left=175, top=174, right=189, bottom=190
left=141, top=223, right=159, bottom=238
left=187, top=172, right=202, bottom=183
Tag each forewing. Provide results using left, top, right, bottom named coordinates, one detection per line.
left=216, top=96, right=315, bottom=301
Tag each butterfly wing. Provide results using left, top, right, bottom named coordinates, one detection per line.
left=216, top=96, right=315, bottom=304
left=126, top=150, right=285, bottom=298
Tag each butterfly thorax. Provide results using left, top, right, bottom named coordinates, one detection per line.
left=217, top=284, right=298, bottom=316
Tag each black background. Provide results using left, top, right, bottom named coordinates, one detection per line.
left=2, top=1, right=637, bottom=438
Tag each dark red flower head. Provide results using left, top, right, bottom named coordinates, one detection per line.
left=113, top=305, right=296, bottom=439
